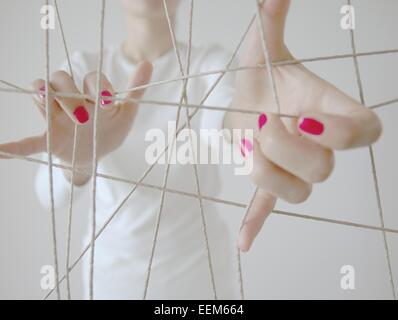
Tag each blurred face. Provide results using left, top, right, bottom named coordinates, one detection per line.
left=122, top=0, right=180, bottom=18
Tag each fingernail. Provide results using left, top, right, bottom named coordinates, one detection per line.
left=240, top=138, right=253, bottom=158
left=100, top=90, right=113, bottom=106
left=73, top=106, right=90, bottom=124
left=299, top=118, right=324, bottom=135
left=258, top=113, right=267, bottom=130
left=39, top=86, right=46, bottom=99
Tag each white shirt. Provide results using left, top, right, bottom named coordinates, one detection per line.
left=36, top=43, right=238, bottom=299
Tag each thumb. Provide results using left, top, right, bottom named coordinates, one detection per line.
left=0, top=133, right=47, bottom=159
left=258, top=0, right=291, bottom=59
left=117, top=61, right=153, bottom=123
left=125, top=60, right=153, bottom=106
left=241, top=0, right=291, bottom=66
left=262, top=0, right=291, bottom=18
left=239, top=188, right=276, bottom=252
left=120, top=60, right=153, bottom=120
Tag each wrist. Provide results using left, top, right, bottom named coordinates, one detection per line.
left=60, top=160, right=93, bottom=186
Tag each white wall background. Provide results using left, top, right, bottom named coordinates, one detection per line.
left=0, top=0, right=397, bottom=299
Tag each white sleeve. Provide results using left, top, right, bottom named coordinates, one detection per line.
left=197, top=45, right=236, bottom=133
left=34, top=52, right=92, bottom=209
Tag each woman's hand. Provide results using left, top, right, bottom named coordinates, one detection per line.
left=224, top=0, right=382, bottom=251
left=0, top=61, right=153, bottom=185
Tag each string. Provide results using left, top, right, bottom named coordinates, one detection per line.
left=0, top=1, right=388, bottom=298
left=237, top=187, right=259, bottom=300
left=19, top=131, right=392, bottom=299
left=54, top=0, right=77, bottom=300
left=0, top=72, right=397, bottom=300
left=0, top=85, right=298, bottom=118
left=88, top=0, right=106, bottom=300
left=2, top=47, right=398, bottom=100
left=235, top=0, right=286, bottom=300
left=27, top=146, right=396, bottom=300
left=169, top=0, right=218, bottom=299
left=346, top=0, right=396, bottom=300
left=177, top=0, right=219, bottom=299
left=143, top=0, right=207, bottom=300
left=44, top=0, right=61, bottom=300
left=33, top=20, right=398, bottom=302
left=115, top=48, right=398, bottom=95
left=369, top=98, right=398, bottom=110
left=42, top=7, right=257, bottom=300
left=2, top=83, right=397, bottom=116
left=141, top=0, right=188, bottom=300
left=1, top=148, right=398, bottom=235
left=254, top=0, right=282, bottom=115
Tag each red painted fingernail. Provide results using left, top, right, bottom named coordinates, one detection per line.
left=240, top=138, right=253, bottom=158
left=39, top=86, right=46, bottom=99
left=258, top=113, right=267, bottom=130
left=299, top=118, right=324, bottom=135
left=100, top=90, right=113, bottom=106
left=73, top=106, right=90, bottom=124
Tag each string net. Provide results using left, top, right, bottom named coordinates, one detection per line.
left=0, top=0, right=396, bottom=300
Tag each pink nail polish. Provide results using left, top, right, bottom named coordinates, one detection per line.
left=258, top=113, right=267, bottom=130
left=39, top=86, right=46, bottom=99
left=299, top=118, right=324, bottom=135
left=73, top=106, right=90, bottom=124
left=100, top=90, right=113, bottom=106
left=240, top=138, right=253, bottom=158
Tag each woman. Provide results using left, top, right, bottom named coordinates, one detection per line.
left=0, top=0, right=381, bottom=299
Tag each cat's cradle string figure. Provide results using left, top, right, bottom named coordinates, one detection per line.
left=0, top=0, right=396, bottom=300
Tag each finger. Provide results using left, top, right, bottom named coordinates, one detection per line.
left=0, top=134, right=46, bottom=158
left=261, top=0, right=291, bottom=50
left=257, top=113, right=335, bottom=183
left=30, top=79, right=61, bottom=117
left=239, top=188, right=276, bottom=252
left=248, top=140, right=312, bottom=203
left=50, top=70, right=90, bottom=125
left=241, top=0, right=291, bottom=66
left=126, top=61, right=153, bottom=102
left=120, top=61, right=153, bottom=119
left=31, top=79, right=46, bottom=107
left=83, top=71, right=115, bottom=110
left=297, top=110, right=382, bottom=150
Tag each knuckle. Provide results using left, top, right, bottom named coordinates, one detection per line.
left=368, top=112, right=383, bottom=144
left=265, top=1, right=287, bottom=18
left=250, top=164, right=265, bottom=187
left=308, top=150, right=335, bottom=183
left=84, top=71, right=97, bottom=84
left=286, top=183, right=312, bottom=204
left=51, top=70, right=70, bottom=82
left=259, top=133, right=277, bottom=157
left=84, top=71, right=107, bottom=85
left=336, top=126, right=357, bottom=150
left=250, top=161, right=271, bottom=188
